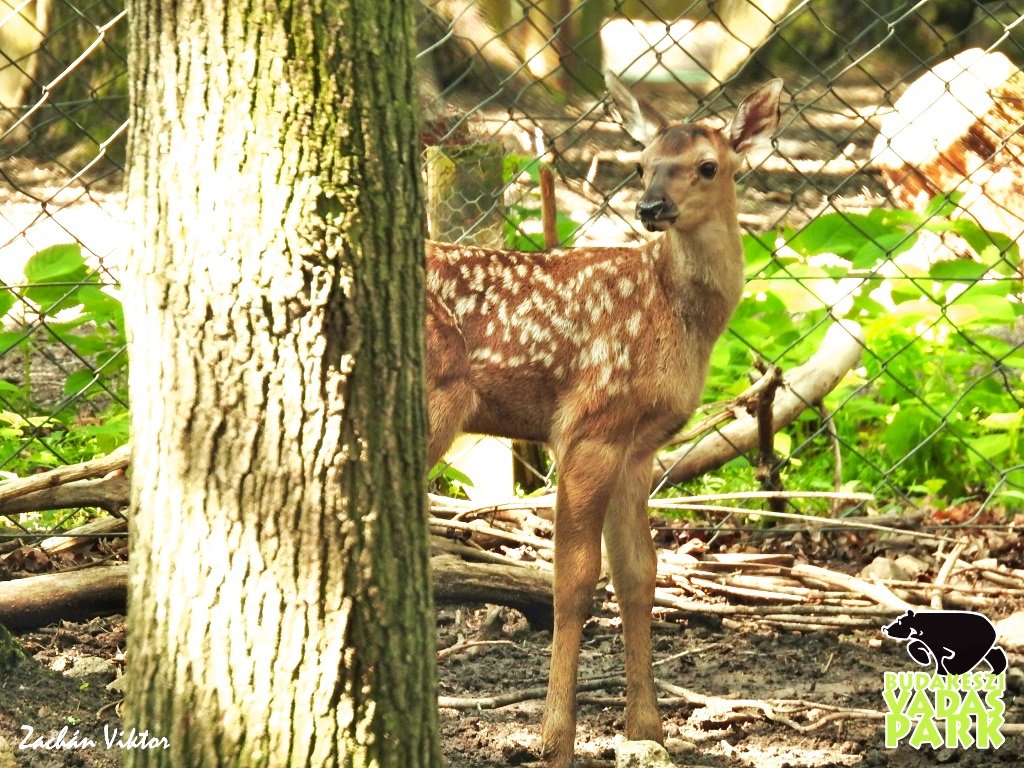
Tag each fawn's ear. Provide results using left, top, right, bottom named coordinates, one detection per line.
left=605, top=71, right=667, bottom=147
left=726, top=78, right=784, bottom=156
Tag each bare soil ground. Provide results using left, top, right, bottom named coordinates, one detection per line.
left=436, top=604, right=1022, bottom=768
left=1, top=540, right=1021, bottom=768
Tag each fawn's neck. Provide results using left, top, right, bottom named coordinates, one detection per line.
left=648, top=211, right=746, bottom=326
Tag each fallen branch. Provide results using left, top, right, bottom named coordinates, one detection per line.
left=440, top=672, right=890, bottom=735
left=0, top=445, right=130, bottom=509
left=0, top=474, right=129, bottom=516
left=656, top=680, right=886, bottom=733
left=431, top=552, right=553, bottom=628
left=437, top=639, right=516, bottom=661
left=655, top=321, right=863, bottom=487
left=930, top=538, right=967, bottom=610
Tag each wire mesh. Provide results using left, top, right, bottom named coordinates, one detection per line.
left=1, top=0, right=128, bottom=537
left=1, top=0, right=1023, bottom=534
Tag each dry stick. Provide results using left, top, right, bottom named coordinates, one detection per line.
left=930, top=538, right=968, bottom=610
left=437, top=639, right=516, bottom=661
left=790, top=564, right=912, bottom=612
left=883, top=578, right=1024, bottom=596
left=656, top=321, right=864, bottom=486
left=429, top=516, right=553, bottom=552
left=439, top=676, right=621, bottom=710
left=431, top=489, right=876, bottom=519
left=668, top=366, right=783, bottom=446
left=652, top=501, right=958, bottom=545
left=685, top=576, right=806, bottom=604
left=752, top=362, right=785, bottom=513
left=432, top=536, right=552, bottom=570
left=663, top=490, right=874, bottom=505
left=655, top=680, right=886, bottom=733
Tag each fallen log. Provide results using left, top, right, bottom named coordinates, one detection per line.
left=0, top=552, right=554, bottom=632
left=0, top=474, right=129, bottom=516
left=432, top=552, right=553, bottom=628
left=0, top=565, right=129, bottom=630
left=0, top=322, right=860, bottom=517
left=0, top=444, right=130, bottom=508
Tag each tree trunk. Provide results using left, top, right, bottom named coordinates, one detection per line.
left=123, top=3, right=438, bottom=768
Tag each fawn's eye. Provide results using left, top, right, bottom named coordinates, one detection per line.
left=635, top=163, right=643, bottom=179
left=699, top=161, right=718, bottom=179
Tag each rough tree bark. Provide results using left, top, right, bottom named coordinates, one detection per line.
left=123, top=3, right=438, bottom=767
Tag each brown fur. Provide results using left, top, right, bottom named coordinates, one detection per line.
left=426, top=77, right=783, bottom=767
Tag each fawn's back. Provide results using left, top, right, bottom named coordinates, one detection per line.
left=423, top=85, right=783, bottom=462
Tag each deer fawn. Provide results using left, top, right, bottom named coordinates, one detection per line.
left=426, top=75, right=783, bottom=766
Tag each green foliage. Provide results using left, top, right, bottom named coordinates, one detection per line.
left=705, top=195, right=1024, bottom=509
left=0, top=244, right=128, bottom=487
left=428, top=461, right=474, bottom=499
left=502, top=154, right=581, bottom=251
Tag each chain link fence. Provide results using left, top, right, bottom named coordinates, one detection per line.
left=1, top=0, right=1023, bottom=536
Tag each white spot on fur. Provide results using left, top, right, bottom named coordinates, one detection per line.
left=454, top=294, right=477, bottom=317
left=470, top=264, right=486, bottom=292
left=626, top=311, right=642, bottom=337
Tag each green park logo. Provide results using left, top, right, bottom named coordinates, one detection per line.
left=881, top=609, right=1006, bottom=750
left=883, top=671, right=1005, bottom=748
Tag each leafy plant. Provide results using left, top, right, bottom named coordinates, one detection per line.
left=0, top=244, right=128, bottom=484
left=703, top=195, right=1024, bottom=509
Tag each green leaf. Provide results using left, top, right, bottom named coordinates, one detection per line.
left=555, top=212, right=579, bottom=247
left=923, top=192, right=962, bottom=219
left=967, top=433, right=1011, bottom=461
left=742, top=233, right=777, bottom=276
left=503, top=154, right=543, bottom=184
left=786, top=211, right=917, bottom=263
left=0, top=289, right=15, bottom=320
left=946, top=283, right=1017, bottom=325
left=23, top=244, right=87, bottom=282
left=929, top=260, right=989, bottom=281
left=64, top=369, right=97, bottom=396
left=427, top=462, right=475, bottom=487
left=0, top=331, right=24, bottom=353
left=76, top=286, right=124, bottom=327
left=979, top=411, right=1023, bottom=431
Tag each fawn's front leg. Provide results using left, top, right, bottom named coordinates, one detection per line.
left=603, top=453, right=663, bottom=744
left=541, top=438, right=624, bottom=767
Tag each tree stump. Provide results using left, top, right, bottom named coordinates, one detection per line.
left=424, top=141, right=505, bottom=249
left=872, top=49, right=1024, bottom=240
left=425, top=139, right=514, bottom=499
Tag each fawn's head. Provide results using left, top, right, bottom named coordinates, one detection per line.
left=607, top=75, right=784, bottom=232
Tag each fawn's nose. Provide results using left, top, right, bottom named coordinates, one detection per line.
left=636, top=198, right=666, bottom=220
left=636, top=195, right=678, bottom=231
